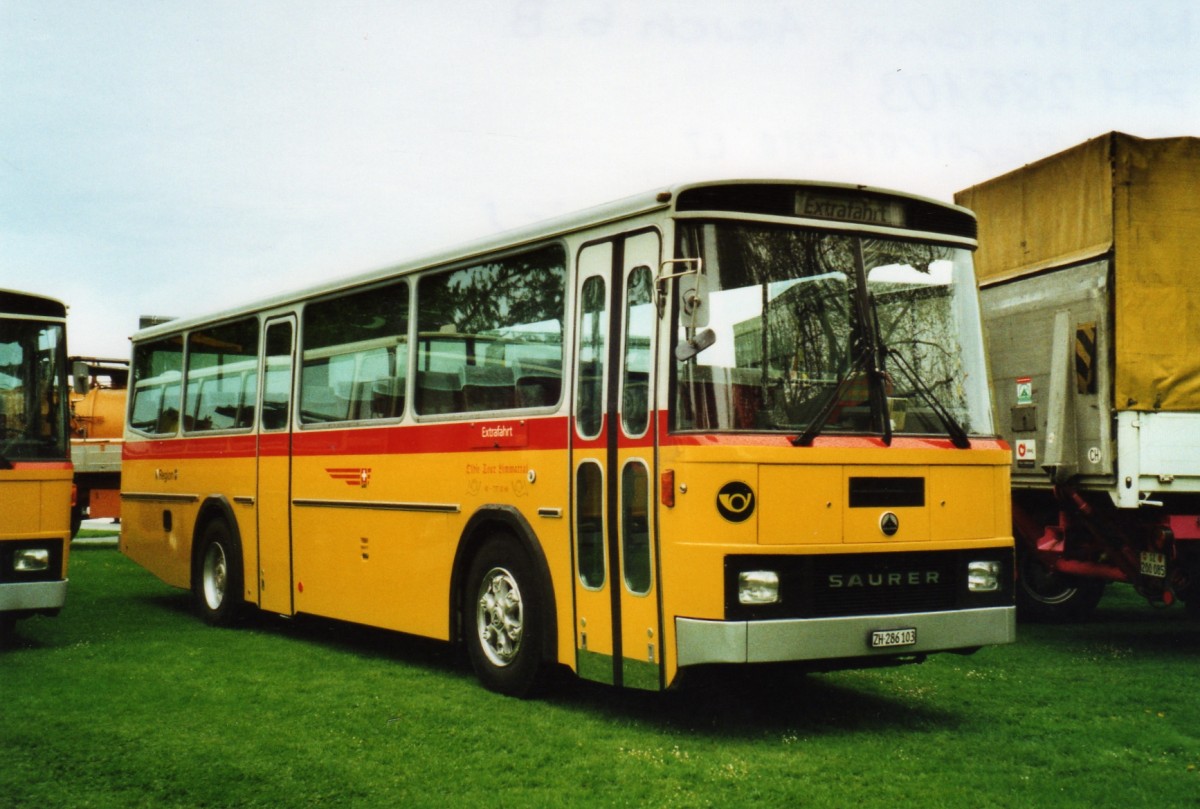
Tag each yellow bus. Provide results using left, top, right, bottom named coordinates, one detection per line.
left=120, top=181, right=1015, bottom=695
left=1, top=289, right=72, bottom=639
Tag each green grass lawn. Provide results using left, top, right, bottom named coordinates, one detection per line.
left=3, top=546, right=1197, bottom=808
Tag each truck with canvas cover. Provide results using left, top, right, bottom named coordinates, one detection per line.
left=955, top=132, right=1200, bottom=618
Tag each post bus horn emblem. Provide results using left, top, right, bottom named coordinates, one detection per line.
left=716, top=481, right=755, bottom=523
left=879, top=512, right=900, bottom=536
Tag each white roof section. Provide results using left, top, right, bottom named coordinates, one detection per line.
left=131, top=178, right=967, bottom=342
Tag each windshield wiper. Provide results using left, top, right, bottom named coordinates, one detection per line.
left=794, top=241, right=893, bottom=448
left=864, top=287, right=969, bottom=449
left=791, top=345, right=869, bottom=447
left=883, top=347, right=971, bottom=449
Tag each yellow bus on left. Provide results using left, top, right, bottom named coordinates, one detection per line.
left=0, top=289, right=72, bottom=641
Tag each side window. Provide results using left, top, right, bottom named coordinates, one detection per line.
left=129, top=336, right=184, bottom=435
left=185, top=318, right=259, bottom=432
left=575, top=461, right=605, bottom=589
left=575, top=275, right=606, bottom=438
left=415, top=245, right=566, bottom=416
left=621, top=265, right=654, bottom=436
left=300, top=282, right=409, bottom=424
left=621, top=461, right=652, bottom=595
left=261, top=322, right=293, bottom=431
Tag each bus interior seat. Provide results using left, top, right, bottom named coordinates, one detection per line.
left=514, top=357, right=562, bottom=408
left=370, top=376, right=406, bottom=419
left=301, top=385, right=344, bottom=422
left=417, top=370, right=462, bottom=415
left=461, top=365, right=515, bottom=412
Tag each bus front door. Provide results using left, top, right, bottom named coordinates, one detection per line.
left=256, top=316, right=296, bottom=615
left=571, top=231, right=662, bottom=689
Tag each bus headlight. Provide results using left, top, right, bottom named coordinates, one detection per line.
left=968, top=560, right=1001, bottom=592
left=14, top=548, right=51, bottom=572
left=738, top=570, right=780, bottom=605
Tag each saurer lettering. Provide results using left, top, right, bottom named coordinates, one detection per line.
left=827, top=571, right=940, bottom=588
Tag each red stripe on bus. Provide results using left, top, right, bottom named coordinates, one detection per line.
left=122, top=414, right=1004, bottom=461
left=5, top=460, right=73, bottom=470
left=660, top=432, right=1008, bottom=451
left=124, top=417, right=575, bottom=461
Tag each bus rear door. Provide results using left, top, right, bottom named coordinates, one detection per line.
left=257, top=316, right=296, bottom=614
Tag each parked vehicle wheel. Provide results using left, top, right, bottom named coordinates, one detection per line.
left=464, top=535, right=545, bottom=697
left=0, top=616, right=15, bottom=647
left=70, top=502, right=85, bottom=538
left=1016, top=546, right=1105, bottom=621
left=192, top=520, right=244, bottom=626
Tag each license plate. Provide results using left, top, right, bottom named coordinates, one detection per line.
left=870, top=628, right=916, bottom=649
left=1140, top=552, right=1166, bottom=578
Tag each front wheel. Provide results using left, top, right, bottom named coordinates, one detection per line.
left=1016, top=546, right=1105, bottom=622
left=464, top=536, right=545, bottom=697
left=192, top=519, right=245, bottom=626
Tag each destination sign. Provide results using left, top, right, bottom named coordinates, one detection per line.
left=795, top=191, right=906, bottom=227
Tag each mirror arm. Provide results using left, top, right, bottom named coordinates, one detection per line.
left=654, top=258, right=703, bottom=318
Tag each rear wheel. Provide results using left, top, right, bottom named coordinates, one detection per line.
left=464, top=535, right=545, bottom=697
left=1016, top=546, right=1105, bottom=621
left=192, top=519, right=245, bottom=626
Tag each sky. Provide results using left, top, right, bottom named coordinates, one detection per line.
left=3, top=0, right=1198, bottom=358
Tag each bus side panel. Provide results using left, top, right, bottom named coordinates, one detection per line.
left=121, top=440, right=258, bottom=595
left=289, top=435, right=570, bottom=643
left=120, top=453, right=195, bottom=591
left=290, top=449, right=458, bottom=638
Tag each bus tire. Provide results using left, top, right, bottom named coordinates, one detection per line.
left=464, top=535, right=546, bottom=697
left=1016, top=546, right=1105, bottom=622
left=192, top=519, right=245, bottom=627
left=70, top=501, right=85, bottom=538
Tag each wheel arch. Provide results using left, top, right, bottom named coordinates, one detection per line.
left=190, top=495, right=243, bottom=588
left=450, top=505, right=558, bottom=664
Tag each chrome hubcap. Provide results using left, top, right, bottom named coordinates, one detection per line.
left=203, top=543, right=228, bottom=610
left=476, top=567, right=523, bottom=667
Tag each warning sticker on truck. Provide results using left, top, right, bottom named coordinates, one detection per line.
left=1016, top=377, right=1033, bottom=406
left=1015, top=439, right=1036, bottom=469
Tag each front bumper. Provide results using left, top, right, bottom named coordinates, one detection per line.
left=677, top=605, right=1015, bottom=667
left=0, top=580, right=69, bottom=614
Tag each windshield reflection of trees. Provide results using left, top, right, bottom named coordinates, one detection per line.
left=419, top=247, right=565, bottom=339
left=675, top=223, right=965, bottom=434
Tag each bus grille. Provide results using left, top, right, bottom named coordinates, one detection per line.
left=724, top=549, right=1010, bottom=621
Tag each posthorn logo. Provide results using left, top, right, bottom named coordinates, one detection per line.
left=716, top=481, right=755, bottom=523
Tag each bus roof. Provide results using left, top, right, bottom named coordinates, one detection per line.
left=0, top=288, right=68, bottom=320
left=130, top=179, right=971, bottom=343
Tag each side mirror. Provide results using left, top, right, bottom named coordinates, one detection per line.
left=674, top=328, right=716, bottom=361
left=72, top=361, right=91, bottom=395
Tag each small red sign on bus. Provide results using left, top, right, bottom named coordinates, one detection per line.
left=470, top=421, right=528, bottom=449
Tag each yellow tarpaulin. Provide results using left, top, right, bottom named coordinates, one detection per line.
left=956, top=132, right=1200, bottom=412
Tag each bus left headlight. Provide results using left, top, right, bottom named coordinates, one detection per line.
left=968, top=560, right=1001, bottom=592
left=738, top=570, right=780, bottom=604
left=14, top=548, right=50, bottom=572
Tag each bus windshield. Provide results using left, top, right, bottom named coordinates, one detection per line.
left=672, top=221, right=994, bottom=439
left=0, top=318, right=68, bottom=462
